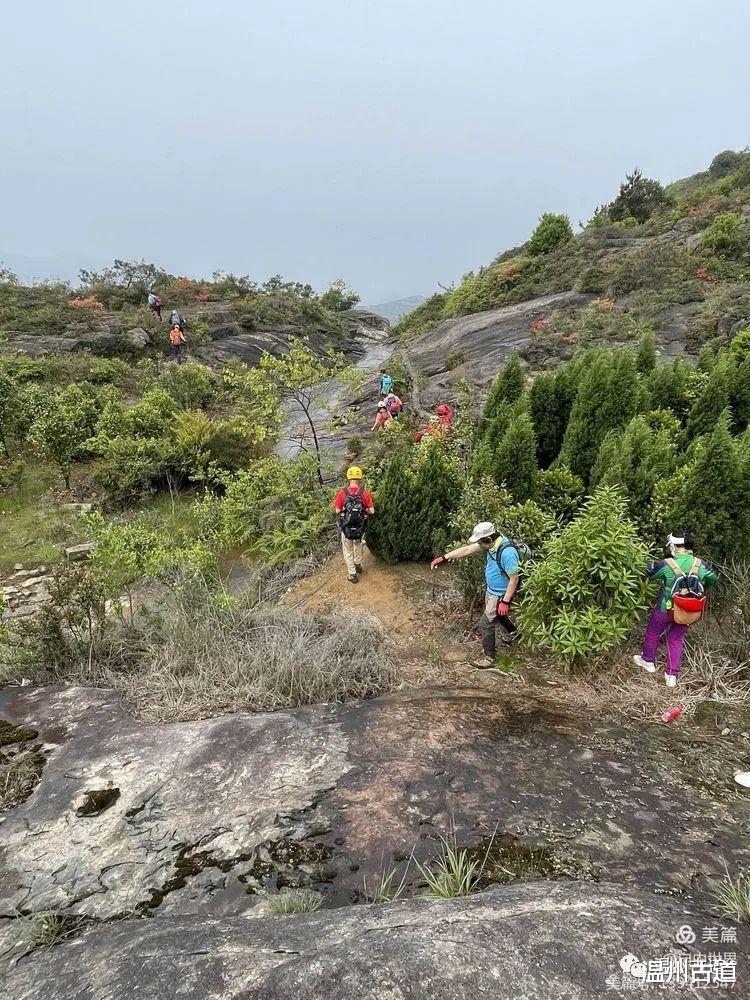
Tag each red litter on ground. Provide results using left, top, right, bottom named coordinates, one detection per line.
left=661, top=707, right=682, bottom=724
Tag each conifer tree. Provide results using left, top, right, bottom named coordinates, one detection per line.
left=365, top=451, right=418, bottom=564
left=647, top=357, right=694, bottom=421
left=493, top=409, right=538, bottom=501
left=529, top=371, right=571, bottom=468
left=367, top=444, right=459, bottom=563
left=560, top=351, right=639, bottom=483
left=593, top=415, right=676, bottom=530
left=476, top=354, right=525, bottom=440
left=686, top=356, right=731, bottom=440
left=729, top=355, right=750, bottom=433
left=636, top=329, right=657, bottom=374
left=670, top=411, right=745, bottom=563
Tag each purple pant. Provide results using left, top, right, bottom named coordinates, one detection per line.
left=641, top=606, right=687, bottom=676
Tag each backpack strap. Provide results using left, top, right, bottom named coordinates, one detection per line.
left=690, top=557, right=702, bottom=574
left=665, top=558, right=682, bottom=575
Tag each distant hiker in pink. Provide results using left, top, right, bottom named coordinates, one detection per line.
left=633, top=531, right=717, bottom=688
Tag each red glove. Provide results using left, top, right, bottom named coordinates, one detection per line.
left=497, top=600, right=510, bottom=616
left=430, top=556, right=447, bottom=570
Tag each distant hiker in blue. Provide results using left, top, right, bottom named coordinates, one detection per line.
left=379, top=371, right=393, bottom=396
left=431, top=521, right=520, bottom=669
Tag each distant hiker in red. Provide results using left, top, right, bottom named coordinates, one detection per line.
left=633, top=530, right=717, bottom=688
left=372, top=401, right=391, bottom=431
left=169, top=324, right=187, bottom=364
left=334, top=466, right=375, bottom=583
left=415, top=403, right=454, bottom=443
left=147, top=292, right=162, bottom=321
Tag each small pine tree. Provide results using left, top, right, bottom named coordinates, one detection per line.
left=476, top=354, right=525, bottom=440
left=529, top=371, right=571, bottom=468
left=367, top=443, right=459, bottom=563
left=365, top=451, right=418, bottom=564
left=492, top=410, right=538, bottom=501
left=560, top=351, right=639, bottom=483
left=729, top=355, right=750, bottom=433
left=593, top=415, right=676, bottom=531
left=686, top=356, right=731, bottom=440
left=647, top=357, right=694, bottom=421
left=669, top=411, right=746, bottom=563
left=609, top=168, right=670, bottom=224
left=636, top=330, right=657, bottom=374
left=519, top=486, right=649, bottom=666
left=527, top=213, right=574, bottom=256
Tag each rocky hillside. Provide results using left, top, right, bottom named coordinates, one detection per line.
left=399, top=151, right=750, bottom=406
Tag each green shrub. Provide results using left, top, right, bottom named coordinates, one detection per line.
left=444, top=349, right=466, bottom=370
left=527, top=213, right=574, bottom=256
left=608, top=168, right=670, bottom=224
left=709, top=150, right=746, bottom=179
left=492, top=409, right=538, bottom=501
left=533, top=466, right=585, bottom=522
left=159, top=362, right=216, bottom=410
left=319, top=279, right=360, bottom=312
left=394, top=293, right=448, bottom=340
left=702, top=212, right=744, bottom=258
left=88, top=358, right=129, bottom=385
left=519, top=486, right=649, bottom=666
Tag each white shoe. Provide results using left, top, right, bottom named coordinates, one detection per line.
left=665, top=673, right=677, bottom=688
left=734, top=772, right=750, bottom=788
left=633, top=654, right=656, bottom=673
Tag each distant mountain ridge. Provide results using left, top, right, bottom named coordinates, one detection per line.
left=366, top=295, right=426, bottom=323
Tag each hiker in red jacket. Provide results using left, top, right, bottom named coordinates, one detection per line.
left=415, top=403, right=455, bottom=443
left=333, top=466, right=375, bottom=583
left=372, top=401, right=391, bottom=431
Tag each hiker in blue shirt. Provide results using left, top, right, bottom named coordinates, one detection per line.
left=379, top=371, right=393, bottom=396
left=431, top=521, right=520, bottom=669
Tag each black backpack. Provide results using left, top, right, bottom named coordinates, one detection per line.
left=340, top=489, right=367, bottom=540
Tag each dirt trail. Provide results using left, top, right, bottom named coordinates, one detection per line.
left=285, top=545, right=480, bottom=685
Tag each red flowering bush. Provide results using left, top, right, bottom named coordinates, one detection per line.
left=531, top=318, right=550, bottom=334
left=696, top=266, right=718, bottom=284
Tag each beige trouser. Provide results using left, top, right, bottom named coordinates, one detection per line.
left=341, top=534, right=364, bottom=575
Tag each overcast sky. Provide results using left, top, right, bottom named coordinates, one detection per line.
left=1, top=0, right=748, bottom=304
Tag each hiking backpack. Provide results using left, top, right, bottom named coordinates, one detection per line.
left=666, top=557, right=707, bottom=625
left=490, top=539, right=531, bottom=570
left=170, top=327, right=185, bottom=346
left=340, top=489, right=367, bottom=540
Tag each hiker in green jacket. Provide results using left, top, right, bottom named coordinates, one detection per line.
left=633, top=530, right=717, bottom=688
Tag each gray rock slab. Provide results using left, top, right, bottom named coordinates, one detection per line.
left=3, top=883, right=744, bottom=1000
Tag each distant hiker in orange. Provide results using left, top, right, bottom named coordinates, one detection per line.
left=333, top=466, right=375, bottom=583
left=147, top=291, right=163, bottom=321
left=169, top=324, right=187, bottom=364
left=372, top=400, right=391, bottom=431
left=415, top=403, right=454, bottom=443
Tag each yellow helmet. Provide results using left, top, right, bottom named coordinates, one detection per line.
left=346, top=466, right=364, bottom=480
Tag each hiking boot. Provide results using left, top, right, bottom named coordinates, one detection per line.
left=347, top=572, right=359, bottom=584
left=665, top=672, right=677, bottom=688
left=471, top=655, right=495, bottom=670
left=354, top=564, right=363, bottom=574
left=633, top=654, right=656, bottom=673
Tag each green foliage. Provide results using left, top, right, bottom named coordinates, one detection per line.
left=492, top=409, right=538, bottom=501
left=709, top=150, right=746, bottom=179
left=560, top=351, right=640, bottom=482
left=591, top=416, right=676, bottom=534
left=0, top=372, right=19, bottom=455
left=158, top=362, right=216, bottom=409
left=647, top=357, right=697, bottom=421
left=0, top=279, right=102, bottom=337
left=28, top=384, right=99, bottom=488
left=367, top=442, right=460, bottom=563
left=533, top=466, right=585, bottom=522
left=519, top=487, right=649, bottom=665
left=267, top=889, right=323, bottom=915
left=393, top=293, right=448, bottom=340
left=686, top=355, right=731, bottom=439
left=528, top=371, right=572, bottom=468
left=636, top=329, right=657, bottom=374
left=319, top=278, right=360, bottom=312
left=669, top=412, right=748, bottom=564
left=608, top=168, right=670, bottom=224
left=476, top=354, right=525, bottom=442
left=527, top=213, right=574, bottom=256
left=702, top=212, right=744, bottom=258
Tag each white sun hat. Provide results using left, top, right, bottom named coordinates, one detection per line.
left=735, top=772, right=750, bottom=788
left=468, top=521, right=497, bottom=544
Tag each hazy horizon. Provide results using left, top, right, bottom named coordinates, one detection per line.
left=2, top=0, right=748, bottom=302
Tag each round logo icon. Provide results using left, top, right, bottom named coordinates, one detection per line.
left=675, top=924, right=696, bottom=945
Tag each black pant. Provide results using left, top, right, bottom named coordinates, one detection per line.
left=478, top=611, right=517, bottom=657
